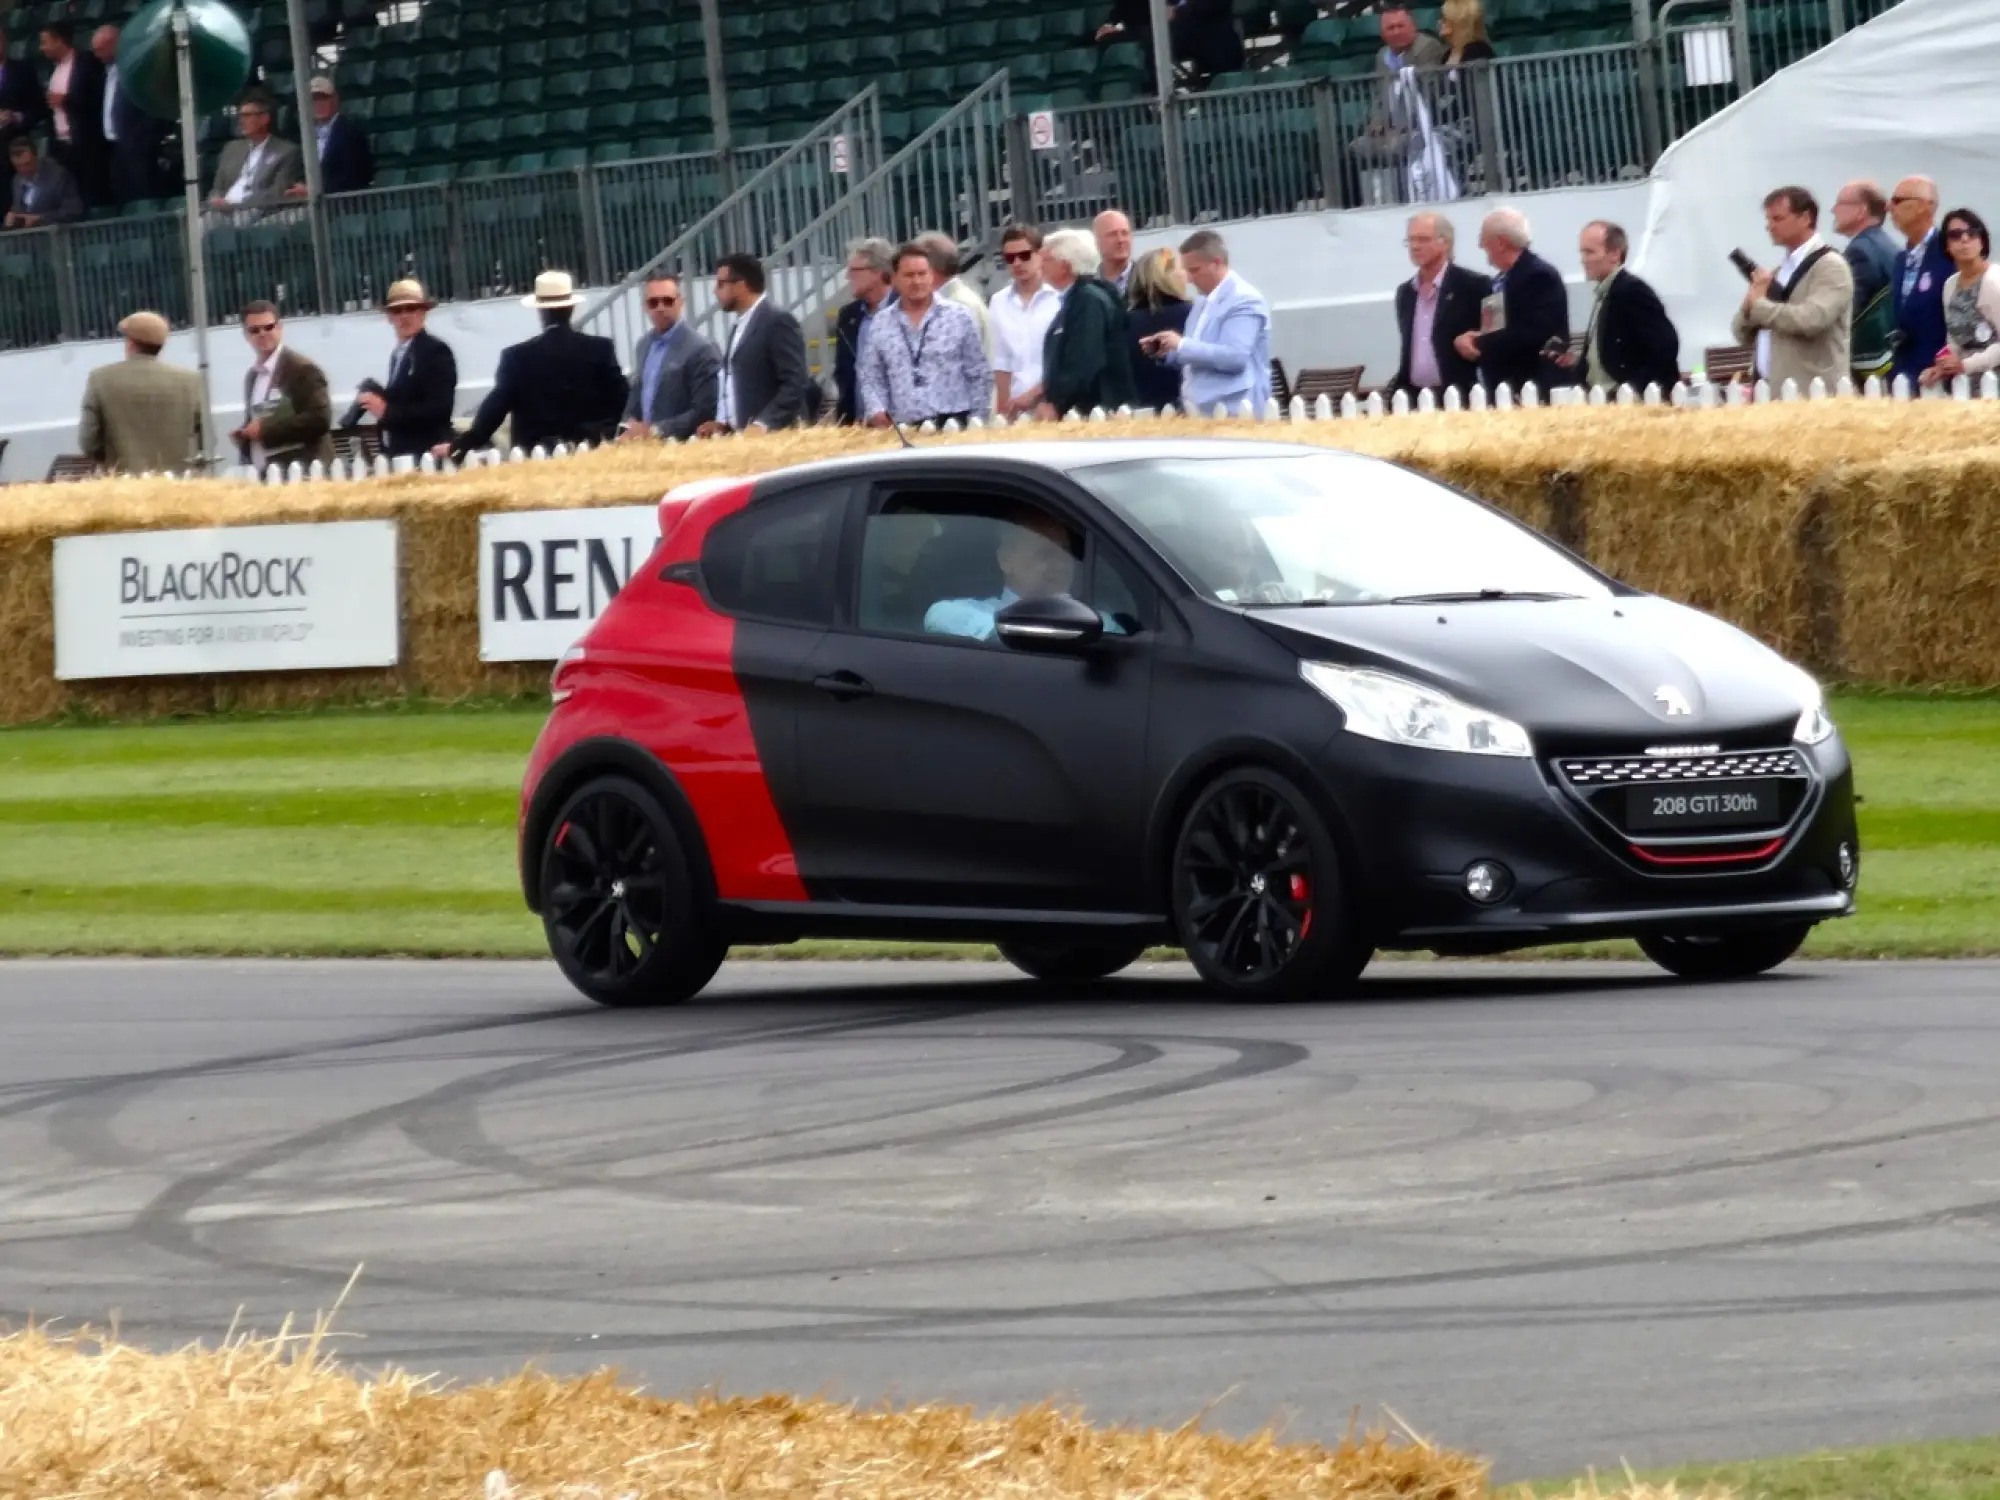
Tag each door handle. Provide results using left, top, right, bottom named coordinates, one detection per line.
left=812, top=670, right=874, bottom=701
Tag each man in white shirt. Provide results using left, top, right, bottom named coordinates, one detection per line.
left=207, top=92, right=304, bottom=213
left=988, top=224, right=1062, bottom=418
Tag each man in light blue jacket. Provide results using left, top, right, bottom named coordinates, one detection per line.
left=1139, top=228, right=1271, bottom=414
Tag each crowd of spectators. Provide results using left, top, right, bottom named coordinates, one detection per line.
left=0, top=18, right=375, bottom=232
left=65, top=163, right=1998, bottom=476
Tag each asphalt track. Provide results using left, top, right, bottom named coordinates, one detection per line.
left=2, top=957, right=1998, bottom=1481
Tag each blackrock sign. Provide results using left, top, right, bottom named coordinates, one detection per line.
left=53, top=520, right=401, bottom=681
left=478, top=505, right=660, bottom=662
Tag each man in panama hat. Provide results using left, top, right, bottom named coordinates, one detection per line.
left=356, top=277, right=458, bottom=459
left=449, top=269, right=627, bottom=459
left=77, top=308, right=205, bottom=474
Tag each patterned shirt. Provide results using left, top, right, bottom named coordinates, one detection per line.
left=858, top=297, right=992, bottom=423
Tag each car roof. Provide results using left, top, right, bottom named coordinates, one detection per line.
left=752, top=437, right=1361, bottom=487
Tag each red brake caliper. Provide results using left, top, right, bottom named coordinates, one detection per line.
left=1291, top=873, right=1312, bottom=940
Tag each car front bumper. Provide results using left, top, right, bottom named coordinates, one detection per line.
left=1311, top=731, right=1859, bottom=953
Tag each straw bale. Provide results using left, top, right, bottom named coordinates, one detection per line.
left=0, top=1321, right=1530, bottom=1500
left=3, top=402, right=1998, bottom=724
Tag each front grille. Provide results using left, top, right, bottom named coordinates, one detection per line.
left=1556, top=748, right=1806, bottom=787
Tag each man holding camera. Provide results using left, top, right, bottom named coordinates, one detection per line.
left=354, top=279, right=458, bottom=460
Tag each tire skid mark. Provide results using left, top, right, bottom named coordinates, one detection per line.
left=393, top=1034, right=1311, bottom=1205
left=121, top=1003, right=990, bottom=1278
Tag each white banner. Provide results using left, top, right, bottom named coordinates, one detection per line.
left=478, top=505, right=661, bottom=662
left=53, top=519, right=400, bottom=681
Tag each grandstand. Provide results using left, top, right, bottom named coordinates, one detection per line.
left=0, top=0, right=1908, bottom=353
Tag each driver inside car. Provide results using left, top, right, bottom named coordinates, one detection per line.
left=924, top=509, right=1128, bottom=642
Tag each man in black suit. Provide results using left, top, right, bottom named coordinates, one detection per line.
left=0, top=23, right=50, bottom=148
left=450, top=270, right=628, bottom=458
left=39, top=21, right=108, bottom=206
left=93, top=26, right=169, bottom=205
left=296, top=76, right=373, bottom=196
left=698, top=251, right=809, bottom=435
left=1392, top=211, right=1490, bottom=401
left=1557, top=220, right=1681, bottom=394
left=1454, top=206, right=1569, bottom=395
left=357, top=279, right=458, bottom=458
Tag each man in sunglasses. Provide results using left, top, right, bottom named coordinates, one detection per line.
left=356, top=279, right=457, bottom=460
left=619, top=273, right=719, bottom=442
left=989, top=224, right=1060, bottom=418
left=231, top=300, right=333, bottom=474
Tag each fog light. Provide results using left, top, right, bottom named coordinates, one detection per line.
left=1464, top=861, right=1512, bottom=905
left=1837, top=842, right=1857, bottom=888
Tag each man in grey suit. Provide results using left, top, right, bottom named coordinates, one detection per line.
left=618, top=274, right=721, bottom=442
left=697, top=252, right=810, bottom=435
left=6, top=134, right=84, bottom=226
left=205, top=92, right=303, bottom=214
left=1350, top=4, right=1447, bottom=175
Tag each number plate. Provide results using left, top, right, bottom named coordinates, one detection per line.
left=1625, top=779, right=1784, bottom=833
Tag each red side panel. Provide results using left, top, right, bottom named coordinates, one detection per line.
left=524, top=479, right=808, bottom=903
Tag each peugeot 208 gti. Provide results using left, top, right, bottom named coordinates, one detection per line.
left=519, top=440, right=1858, bottom=1004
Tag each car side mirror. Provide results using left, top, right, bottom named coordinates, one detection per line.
left=993, top=593, right=1105, bottom=651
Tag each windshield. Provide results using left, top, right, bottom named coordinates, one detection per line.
left=1075, top=453, right=1614, bottom=606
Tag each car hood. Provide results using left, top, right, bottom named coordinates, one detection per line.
left=1250, top=595, right=1816, bottom=747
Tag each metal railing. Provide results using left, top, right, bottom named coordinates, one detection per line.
left=750, top=72, right=1016, bottom=349
left=576, top=85, right=885, bottom=357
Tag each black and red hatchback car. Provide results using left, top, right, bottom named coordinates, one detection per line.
left=519, top=439, right=1858, bottom=1005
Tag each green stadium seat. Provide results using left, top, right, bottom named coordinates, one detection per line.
left=632, top=25, right=672, bottom=61
left=1095, top=77, right=1142, bottom=102
left=632, top=95, right=682, bottom=132
left=374, top=166, right=411, bottom=186
left=545, top=33, right=587, bottom=70
left=1050, top=85, right=1089, bottom=109
left=850, top=0, right=896, bottom=32
left=731, top=87, right=771, bottom=122
left=583, top=29, right=624, bottom=67
left=421, top=122, right=460, bottom=160
left=592, top=139, right=636, bottom=163
left=410, top=12, right=458, bottom=50
left=905, top=65, right=955, bottom=105
left=856, top=34, right=900, bottom=73
left=994, top=15, right=1043, bottom=51
left=809, top=76, right=854, bottom=114
left=371, top=91, right=416, bottom=125
left=960, top=20, right=999, bottom=53
left=460, top=9, right=502, bottom=44
left=951, top=61, right=990, bottom=94
left=504, top=152, right=547, bottom=174
left=498, top=3, right=543, bottom=36
left=584, top=0, right=624, bottom=26
left=727, top=47, right=767, bottom=80
left=376, top=54, right=416, bottom=90
left=499, top=77, right=541, bottom=111
left=502, top=40, right=545, bottom=75
left=460, top=82, right=501, bottom=114
left=878, top=109, right=913, bottom=146
left=765, top=8, right=810, bottom=43
left=1293, top=15, right=1349, bottom=63
left=816, top=37, right=858, bottom=75
left=547, top=147, right=588, bottom=169
left=594, top=64, right=635, bottom=97
left=415, top=162, right=456, bottom=182
left=459, top=46, right=502, bottom=82
left=343, top=59, right=377, bottom=92
left=428, top=84, right=460, bottom=116
left=1099, top=40, right=1146, bottom=82
left=764, top=45, right=809, bottom=81
left=499, top=112, right=547, bottom=150
left=1047, top=47, right=1095, bottom=88
left=548, top=106, right=590, bottom=144
left=1008, top=52, right=1052, bottom=90
left=589, top=100, right=636, bottom=135
left=378, top=128, right=416, bottom=160
left=819, top=0, right=857, bottom=34
left=544, top=69, right=590, bottom=106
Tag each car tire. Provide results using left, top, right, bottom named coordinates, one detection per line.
left=1170, top=767, right=1372, bottom=1000
left=997, top=935, right=1150, bottom=984
left=539, top=774, right=725, bottom=1007
left=1637, top=923, right=1812, bottom=982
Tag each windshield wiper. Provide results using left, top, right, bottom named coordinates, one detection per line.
left=1387, top=589, right=1585, bottom=604
left=1234, top=597, right=1348, bottom=609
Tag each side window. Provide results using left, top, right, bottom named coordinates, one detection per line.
left=700, top=484, right=847, bottom=626
left=855, top=488, right=1140, bottom=645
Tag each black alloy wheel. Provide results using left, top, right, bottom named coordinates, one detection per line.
left=1171, top=767, right=1371, bottom=999
left=540, top=775, right=724, bottom=1007
left=997, top=935, right=1151, bottom=984
left=1637, top=923, right=1812, bottom=982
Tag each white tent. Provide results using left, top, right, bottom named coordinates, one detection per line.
left=1632, top=0, right=2000, bottom=360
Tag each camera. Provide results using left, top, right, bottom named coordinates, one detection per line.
left=339, top=377, right=386, bottom=430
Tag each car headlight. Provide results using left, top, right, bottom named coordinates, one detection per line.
left=1793, top=695, right=1836, bottom=745
left=1301, top=662, right=1533, bottom=757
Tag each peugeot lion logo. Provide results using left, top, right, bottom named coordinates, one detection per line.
left=1654, top=685, right=1694, bottom=717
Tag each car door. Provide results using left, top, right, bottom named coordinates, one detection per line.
left=789, top=474, right=1160, bottom=914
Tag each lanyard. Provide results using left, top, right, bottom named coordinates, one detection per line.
left=898, top=306, right=934, bottom=386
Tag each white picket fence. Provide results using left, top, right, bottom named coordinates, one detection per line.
left=177, top=369, right=2000, bottom=488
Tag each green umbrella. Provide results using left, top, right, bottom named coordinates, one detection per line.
left=116, top=0, right=254, bottom=121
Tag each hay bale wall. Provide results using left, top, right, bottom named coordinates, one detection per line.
left=3, top=404, right=1997, bottom=726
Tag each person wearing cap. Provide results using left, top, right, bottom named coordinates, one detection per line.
left=285, top=76, right=372, bottom=198
left=356, top=279, right=458, bottom=459
left=450, top=270, right=627, bottom=459
left=78, top=310, right=205, bottom=474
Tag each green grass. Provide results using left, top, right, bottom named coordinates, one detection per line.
left=1509, top=1434, right=2000, bottom=1499
left=0, top=694, right=1995, bottom=958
